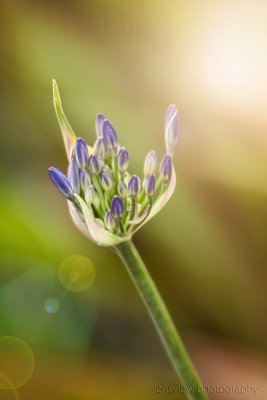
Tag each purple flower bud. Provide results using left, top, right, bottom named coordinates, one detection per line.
left=104, top=210, right=117, bottom=231
left=117, top=147, right=129, bottom=173
left=128, top=174, right=140, bottom=198
left=67, top=157, right=80, bottom=194
left=102, top=119, right=118, bottom=152
left=75, top=137, right=89, bottom=169
left=80, top=168, right=91, bottom=192
left=165, top=104, right=180, bottom=156
left=95, top=113, right=105, bottom=137
left=88, top=154, right=101, bottom=175
left=145, top=174, right=155, bottom=198
left=160, top=154, right=172, bottom=184
left=85, top=184, right=95, bottom=205
left=118, top=181, right=128, bottom=199
left=110, top=195, right=124, bottom=221
left=48, top=167, right=76, bottom=201
left=99, top=171, right=113, bottom=191
left=93, top=136, right=107, bottom=159
left=144, top=150, right=157, bottom=176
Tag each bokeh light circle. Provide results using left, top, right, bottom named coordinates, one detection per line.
left=59, top=255, right=95, bottom=292
left=0, top=336, right=35, bottom=390
left=44, top=298, right=60, bottom=314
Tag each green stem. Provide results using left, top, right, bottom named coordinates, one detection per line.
left=92, top=175, right=106, bottom=213
left=115, top=240, right=208, bottom=400
left=113, top=155, right=119, bottom=193
left=104, top=192, right=110, bottom=210
left=129, top=198, right=136, bottom=221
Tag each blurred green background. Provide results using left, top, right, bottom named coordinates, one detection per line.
left=0, top=0, right=267, bottom=399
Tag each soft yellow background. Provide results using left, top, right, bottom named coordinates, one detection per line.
left=0, top=0, right=267, bottom=399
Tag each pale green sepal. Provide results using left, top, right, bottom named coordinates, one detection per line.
left=128, top=204, right=151, bottom=225
left=74, top=194, right=131, bottom=246
left=68, top=201, right=94, bottom=241
left=53, top=79, right=77, bottom=161
left=134, top=164, right=176, bottom=233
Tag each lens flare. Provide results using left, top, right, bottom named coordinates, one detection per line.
left=59, top=255, right=95, bottom=292
left=0, top=336, right=35, bottom=390
left=44, top=298, right=60, bottom=314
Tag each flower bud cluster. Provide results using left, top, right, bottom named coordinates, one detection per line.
left=49, top=106, right=177, bottom=238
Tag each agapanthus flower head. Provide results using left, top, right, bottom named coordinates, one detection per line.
left=49, top=80, right=179, bottom=246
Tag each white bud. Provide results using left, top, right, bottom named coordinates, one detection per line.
left=85, top=185, right=95, bottom=205
left=144, top=150, right=157, bottom=176
left=165, top=104, right=180, bottom=156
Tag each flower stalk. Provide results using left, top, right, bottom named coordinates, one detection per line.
left=115, top=240, right=208, bottom=400
left=49, top=81, right=208, bottom=399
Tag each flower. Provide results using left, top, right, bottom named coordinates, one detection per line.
left=49, top=80, right=178, bottom=246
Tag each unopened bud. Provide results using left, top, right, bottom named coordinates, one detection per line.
left=165, top=104, right=180, bottom=156
left=99, top=171, right=113, bottom=191
left=95, top=113, right=105, bottom=138
left=118, top=181, right=128, bottom=199
left=104, top=210, right=117, bottom=231
left=102, top=119, right=118, bottom=152
left=128, top=174, right=140, bottom=198
left=48, top=167, right=76, bottom=202
left=93, top=136, right=107, bottom=159
left=102, top=165, right=112, bottom=175
left=75, top=137, right=89, bottom=169
left=145, top=174, right=155, bottom=198
left=110, top=195, right=124, bottom=221
left=144, top=150, right=157, bottom=176
left=117, top=147, right=129, bottom=173
left=80, top=168, right=91, bottom=192
left=67, top=157, right=80, bottom=194
left=160, top=154, right=172, bottom=184
left=85, top=184, right=95, bottom=205
left=88, top=154, right=101, bottom=175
